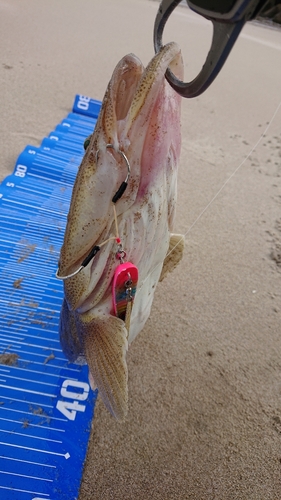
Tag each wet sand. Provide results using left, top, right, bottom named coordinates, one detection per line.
left=1, top=1, right=281, bottom=498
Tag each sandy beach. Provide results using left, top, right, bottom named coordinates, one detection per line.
left=1, top=1, right=281, bottom=498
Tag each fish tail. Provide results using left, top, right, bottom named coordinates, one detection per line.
left=76, top=313, right=129, bottom=421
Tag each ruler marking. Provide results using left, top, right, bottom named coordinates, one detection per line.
left=0, top=395, right=54, bottom=408
left=1, top=304, right=62, bottom=313
left=0, top=383, right=56, bottom=398
left=9, top=358, right=81, bottom=372
left=0, top=441, right=70, bottom=459
left=0, top=347, right=67, bottom=362
left=0, top=405, right=67, bottom=422
left=0, top=277, right=61, bottom=286
left=0, top=455, right=56, bottom=468
left=3, top=198, right=67, bottom=215
left=0, top=428, right=63, bottom=444
left=0, top=338, right=63, bottom=353
left=3, top=373, right=62, bottom=389
left=0, top=365, right=78, bottom=380
left=0, top=470, right=53, bottom=482
left=0, top=417, right=65, bottom=432
left=0, top=485, right=50, bottom=496
left=0, top=331, right=61, bottom=343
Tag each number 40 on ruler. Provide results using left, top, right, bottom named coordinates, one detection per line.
left=56, top=380, right=90, bottom=420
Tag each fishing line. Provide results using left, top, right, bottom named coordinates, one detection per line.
left=181, top=99, right=281, bottom=239
left=138, top=97, right=281, bottom=292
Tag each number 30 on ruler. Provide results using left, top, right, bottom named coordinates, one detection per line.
left=56, top=380, right=90, bottom=420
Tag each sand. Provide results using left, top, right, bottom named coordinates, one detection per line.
left=1, top=1, right=281, bottom=498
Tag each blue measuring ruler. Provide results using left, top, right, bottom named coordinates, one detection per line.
left=0, top=96, right=102, bottom=500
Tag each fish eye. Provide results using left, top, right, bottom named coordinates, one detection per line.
left=83, top=136, right=91, bottom=150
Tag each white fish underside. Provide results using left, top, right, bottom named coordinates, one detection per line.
left=58, top=42, right=184, bottom=420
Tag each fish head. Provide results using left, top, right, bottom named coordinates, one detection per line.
left=58, top=42, right=183, bottom=310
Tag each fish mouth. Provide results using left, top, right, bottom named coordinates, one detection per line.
left=100, top=42, right=183, bottom=151
left=109, top=54, right=144, bottom=124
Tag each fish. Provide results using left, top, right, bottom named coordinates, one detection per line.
left=57, top=42, right=185, bottom=421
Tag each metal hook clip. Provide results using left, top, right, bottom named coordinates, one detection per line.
left=96, top=144, right=131, bottom=203
left=153, top=0, right=245, bottom=98
left=106, top=144, right=131, bottom=183
left=116, top=243, right=126, bottom=264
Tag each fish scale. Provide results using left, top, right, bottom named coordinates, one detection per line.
left=0, top=95, right=101, bottom=500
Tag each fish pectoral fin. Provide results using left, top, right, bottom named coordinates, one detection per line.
left=77, top=313, right=129, bottom=421
left=160, top=233, right=185, bottom=282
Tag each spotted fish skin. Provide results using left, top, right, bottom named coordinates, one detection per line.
left=58, top=43, right=184, bottom=420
